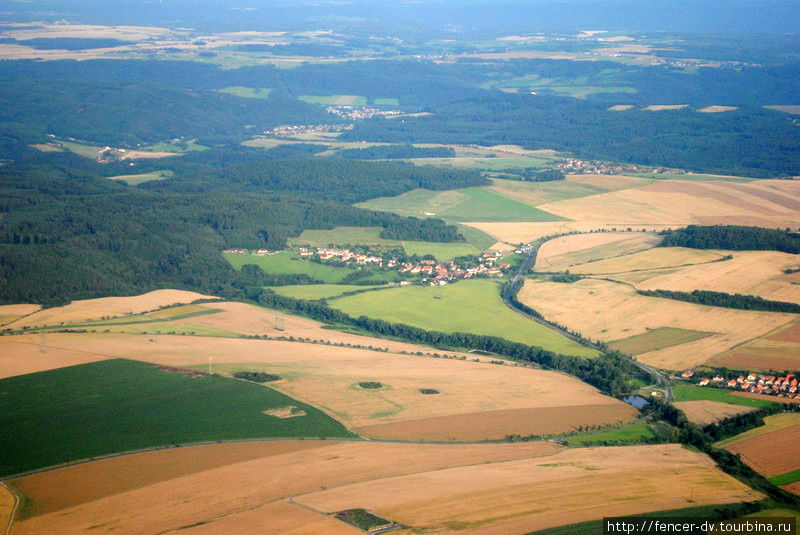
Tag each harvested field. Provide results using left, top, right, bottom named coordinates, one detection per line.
left=356, top=405, right=636, bottom=442
left=11, top=441, right=562, bottom=535
left=9, top=441, right=328, bottom=517
left=613, top=251, right=800, bottom=304
left=0, top=304, right=40, bottom=326
left=0, top=336, right=114, bottom=378
left=672, top=400, right=757, bottom=426
left=181, top=501, right=362, bottom=535
left=535, top=179, right=800, bottom=229
left=566, top=174, right=653, bottom=190
left=711, top=322, right=800, bottom=371
left=608, top=104, right=634, bottom=110
left=715, top=413, right=800, bottom=448
left=464, top=221, right=674, bottom=244
left=296, top=445, right=761, bottom=535
left=518, top=278, right=796, bottom=369
left=0, top=331, right=630, bottom=440
left=4, top=290, right=217, bottom=330
left=782, top=482, right=800, bottom=497
left=731, top=392, right=800, bottom=405
left=724, top=425, right=800, bottom=477
left=0, top=484, right=15, bottom=535
left=562, top=247, right=725, bottom=275
left=534, top=232, right=662, bottom=271
left=609, top=327, right=714, bottom=355
left=643, top=105, right=689, bottom=111
left=698, top=105, right=738, bottom=113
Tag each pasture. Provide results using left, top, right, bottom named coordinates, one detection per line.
left=562, top=420, right=655, bottom=445
left=299, top=94, right=367, bottom=105
left=0, top=359, right=355, bottom=477
left=224, top=251, right=361, bottom=283
left=106, top=169, right=174, bottom=185
left=357, top=186, right=566, bottom=223
left=609, top=327, right=714, bottom=355
left=534, top=232, right=662, bottom=272
left=218, top=86, right=272, bottom=99
left=518, top=278, right=795, bottom=369
left=8, top=441, right=562, bottom=535
left=672, top=400, right=757, bottom=426
left=672, top=384, right=776, bottom=409
left=2, top=289, right=217, bottom=330
left=330, top=279, right=599, bottom=357
left=296, top=445, right=761, bottom=535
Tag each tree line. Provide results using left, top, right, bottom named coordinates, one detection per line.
left=659, top=225, right=800, bottom=253
left=637, top=289, right=800, bottom=314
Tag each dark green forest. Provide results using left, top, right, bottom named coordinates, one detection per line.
left=637, top=289, right=800, bottom=314
left=660, top=225, right=800, bottom=253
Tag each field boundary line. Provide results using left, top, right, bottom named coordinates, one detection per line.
left=0, top=482, right=20, bottom=535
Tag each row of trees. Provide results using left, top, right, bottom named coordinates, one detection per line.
left=638, top=289, right=800, bottom=313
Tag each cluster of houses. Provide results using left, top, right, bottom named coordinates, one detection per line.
left=265, top=123, right=354, bottom=137
left=324, top=106, right=403, bottom=120
left=298, top=247, right=511, bottom=285
left=682, top=370, right=800, bottom=399
left=555, top=158, right=686, bottom=176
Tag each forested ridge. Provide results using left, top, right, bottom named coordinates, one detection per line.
left=0, top=157, right=479, bottom=305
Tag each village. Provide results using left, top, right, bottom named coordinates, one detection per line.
left=324, top=106, right=403, bottom=120
left=555, top=158, right=687, bottom=176
left=681, top=369, right=800, bottom=401
left=225, top=246, right=513, bottom=286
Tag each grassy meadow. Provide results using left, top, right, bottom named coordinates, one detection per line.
left=563, top=420, right=655, bottom=445
left=672, top=384, right=776, bottom=409
left=218, top=86, right=273, bottom=99
left=0, top=359, right=356, bottom=477
left=329, top=279, right=598, bottom=358
left=106, top=170, right=174, bottom=186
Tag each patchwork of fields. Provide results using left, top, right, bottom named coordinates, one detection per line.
left=7, top=443, right=760, bottom=535
left=518, top=278, right=796, bottom=369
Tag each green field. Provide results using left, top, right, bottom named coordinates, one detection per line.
left=107, top=169, right=174, bottom=186
left=218, top=86, right=273, bottom=99
left=225, top=251, right=357, bottom=283
left=357, top=188, right=567, bottom=223
left=563, top=420, right=655, bottom=445
left=0, top=359, right=356, bottom=477
left=299, top=94, right=367, bottom=106
left=714, top=413, right=800, bottom=448
left=459, top=224, right=498, bottom=250
left=329, top=279, right=598, bottom=357
left=609, top=327, right=715, bottom=355
left=59, top=141, right=105, bottom=159
left=768, top=470, right=800, bottom=487
left=272, top=284, right=384, bottom=300
left=288, top=226, right=481, bottom=259
left=437, top=188, right=567, bottom=222
left=672, top=384, right=776, bottom=409
left=372, top=97, right=400, bottom=106
left=140, top=139, right=207, bottom=153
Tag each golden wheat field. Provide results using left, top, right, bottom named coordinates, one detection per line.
left=295, top=445, right=761, bottom=535
left=465, top=221, right=674, bottom=244
left=560, top=247, right=726, bottom=275
left=612, top=251, right=800, bottom=304
left=0, top=304, right=41, bottom=327
left=711, top=318, right=800, bottom=371
left=3, top=290, right=218, bottom=330
left=673, top=401, right=758, bottom=426
left=0, top=330, right=634, bottom=440
left=534, top=232, right=663, bottom=271
left=9, top=443, right=759, bottom=535
left=10, top=441, right=562, bottom=535
left=518, top=278, right=796, bottom=369
left=534, top=180, right=800, bottom=228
